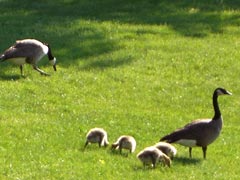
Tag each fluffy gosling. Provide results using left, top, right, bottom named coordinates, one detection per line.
left=154, top=142, right=177, bottom=159
left=84, top=127, right=109, bottom=148
left=137, top=146, right=171, bottom=168
left=111, top=135, right=136, bottom=154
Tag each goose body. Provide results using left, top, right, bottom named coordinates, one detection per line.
left=160, top=88, right=231, bottom=159
left=137, top=146, right=171, bottom=168
left=0, top=39, right=57, bottom=76
left=111, top=135, right=136, bottom=154
left=84, top=127, right=109, bottom=148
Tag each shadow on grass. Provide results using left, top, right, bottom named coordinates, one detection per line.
left=133, top=163, right=170, bottom=172
left=1, top=0, right=237, bottom=37
left=0, top=0, right=239, bottom=71
left=80, top=145, right=109, bottom=153
left=133, top=157, right=201, bottom=172
left=0, top=62, right=55, bottom=79
left=108, top=148, right=132, bottom=158
left=0, top=63, right=22, bottom=80
left=174, top=156, right=202, bottom=165
left=0, top=74, right=22, bottom=81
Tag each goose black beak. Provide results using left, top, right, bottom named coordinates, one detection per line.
left=50, top=58, right=57, bottom=71
left=53, top=64, right=57, bottom=71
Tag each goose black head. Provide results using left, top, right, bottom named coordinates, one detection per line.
left=45, top=43, right=57, bottom=71
left=215, top=87, right=232, bottom=96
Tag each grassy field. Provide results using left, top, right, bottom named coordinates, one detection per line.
left=0, top=0, right=240, bottom=179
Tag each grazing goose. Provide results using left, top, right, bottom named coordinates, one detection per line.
left=0, top=39, right=57, bottom=76
left=111, top=135, right=136, bottom=154
left=160, top=87, right=231, bottom=159
left=154, top=142, right=177, bottom=159
left=137, top=146, right=171, bottom=168
left=84, top=127, right=109, bottom=148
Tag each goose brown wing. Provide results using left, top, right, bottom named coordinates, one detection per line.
left=3, top=42, right=41, bottom=59
left=160, top=119, right=211, bottom=143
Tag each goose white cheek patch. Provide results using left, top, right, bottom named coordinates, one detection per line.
left=50, top=58, right=56, bottom=66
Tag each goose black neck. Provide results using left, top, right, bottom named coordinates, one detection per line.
left=212, top=92, right=221, bottom=120
left=47, top=45, right=54, bottom=60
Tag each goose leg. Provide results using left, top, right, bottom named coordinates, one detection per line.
left=119, top=147, right=122, bottom=154
left=152, top=159, right=156, bottom=168
left=20, top=65, right=23, bottom=76
left=202, top=146, right=207, bottom=159
left=84, top=141, right=88, bottom=149
left=151, top=154, right=156, bottom=168
left=33, top=65, right=50, bottom=76
left=189, top=147, right=192, bottom=158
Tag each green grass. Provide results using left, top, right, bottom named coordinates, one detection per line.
left=0, top=0, right=240, bottom=179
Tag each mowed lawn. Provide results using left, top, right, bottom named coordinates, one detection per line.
left=0, top=0, right=239, bottom=179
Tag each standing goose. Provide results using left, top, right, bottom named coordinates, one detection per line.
left=0, top=39, right=57, bottom=76
left=160, top=87, right=231, bottom=159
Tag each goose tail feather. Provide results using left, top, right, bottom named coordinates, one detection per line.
left=160, top=129, right=185, bottom=143
left=0, top=54, right=5, bottom=61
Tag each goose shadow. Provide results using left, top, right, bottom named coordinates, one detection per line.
left=0, top=74, right=22, bottom=81
left=133, top=163, right=171, bottom=172
left=108, top=149, right=131, bottom=158
left=174, top=156, right=202, bottom=165
left=79, top=143, right=109, bottom=153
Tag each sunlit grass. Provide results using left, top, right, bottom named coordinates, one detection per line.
left=0, top=0, right=239, bottom=179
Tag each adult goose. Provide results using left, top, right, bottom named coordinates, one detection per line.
left=160, top=87, right=231, bottom=159
left=0, top=39, right=57, bottom=76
